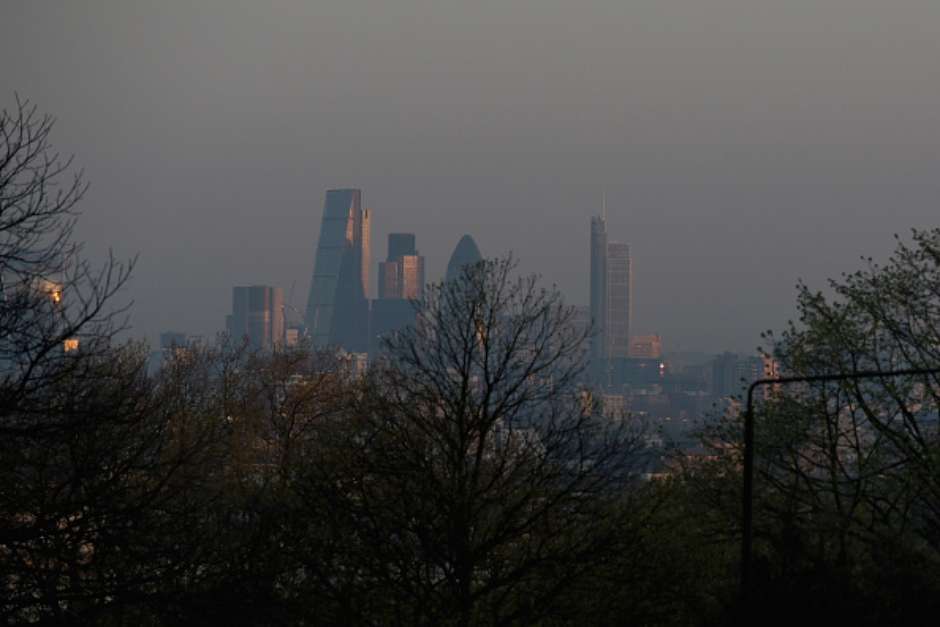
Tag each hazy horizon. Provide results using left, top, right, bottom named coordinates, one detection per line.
left=5, top=1, right=940, bottom=354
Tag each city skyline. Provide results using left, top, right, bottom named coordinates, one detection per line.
left=6, top=2, right=940, bottom=354
left=7, top=4, right=940, bottom=621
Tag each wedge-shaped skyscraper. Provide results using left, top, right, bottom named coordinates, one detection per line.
left=305, top=189, right=370, bottom=351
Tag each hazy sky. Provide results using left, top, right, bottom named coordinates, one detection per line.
left=4, top=1, right=940, bottom=353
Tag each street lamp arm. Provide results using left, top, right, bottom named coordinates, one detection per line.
left=740, top=365, right=940, bottom=602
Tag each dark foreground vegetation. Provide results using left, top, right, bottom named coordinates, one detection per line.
left=4, top=100, right=940, bottom=626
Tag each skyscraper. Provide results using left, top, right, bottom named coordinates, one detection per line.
left=589, top=205, right=633, bottom=385
left=606, top=241, right=632, bottom=360
left=445, top=234, right=483, bottom=283
left=399, top=254, right=425, bottom=300
left=629, top=334, right=662, bottom=359
left=305, top=189, right=370, bottom=351
left=371, top=233, right=426, bottom=356
left=378, top=233, right=425, bottom=301
left=590, top=215, right=608, bottom=370
left=226, top=285, right=285, bottom=351
left=361, top=208, right=372, bottom=299
left=387, top=233, right=416, bottom=261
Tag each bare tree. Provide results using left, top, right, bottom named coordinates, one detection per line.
left=294, top=257, right=650, bottom=626
left=0, top=95, right=134, bottom=380
left=0, top=97, right=208, bottom=625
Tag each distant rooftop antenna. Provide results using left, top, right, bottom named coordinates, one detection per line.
left=602, top=192, right=607, bottom=222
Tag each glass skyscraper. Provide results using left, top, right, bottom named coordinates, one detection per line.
left=226, top=285, right=285, bottom=351
left=606, top=242, right=632, bottom=360
left=445, top=234, right=483, bottom=283
left=590, top=215, right=608, bottom=370
left=305, top=189, right=370, bottom=351
left=378, top=233, right=424, bottom=300
left=371, top=233, right=425, bottom=357
left=589, top=212, right=632, bottom=384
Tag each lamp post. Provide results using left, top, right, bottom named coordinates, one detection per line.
left=740, top=366, right=940, bottom=601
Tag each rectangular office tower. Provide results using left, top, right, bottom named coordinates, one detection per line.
left=378, top=232, right=425, bottom=301
left=590, top=215, right=608, bottom=369
left=589, top=212, right=633, bottom=385
left=305, top=189, right=371, bottom=351
left=226, top=285, right=285, bottom=351
left=372, top=233, right=425, bottom=356
left=606, top=242, right=632, bottom=360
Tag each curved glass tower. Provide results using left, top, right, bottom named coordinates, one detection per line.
left=445, top=234, right=483, bottom=282
left=305, top=189, right=370, bottom=350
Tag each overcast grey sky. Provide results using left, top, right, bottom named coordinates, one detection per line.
left=4, top=0, right=940, bottom=353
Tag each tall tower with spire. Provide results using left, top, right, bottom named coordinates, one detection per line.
left=589, top=196, right=632, bottom=385
left=590, top=210, right=609, bottom=379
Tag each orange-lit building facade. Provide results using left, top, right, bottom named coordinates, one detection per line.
left=630, top=335, right=663, bottom=359
left=377, top=233, right=425, bottom=301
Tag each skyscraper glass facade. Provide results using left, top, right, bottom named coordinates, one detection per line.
left=227, top=285, right=284, bottom=351
left=371, top=233, right=425, bottom=357
left=387, top=233, right=416, bottom=261
left=305, top=189, right=370, bottom=351
left=590, top=216, right=608, bottom=368
left=445, top=234, right=483, bottom=283
left=589, top=213, right=632, bottom=385
left=606, top=242, right=632, bottom=360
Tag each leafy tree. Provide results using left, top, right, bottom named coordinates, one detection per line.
left=693, top=228, right=940, bottom=623
left=145, top=339, right=360, bottom=626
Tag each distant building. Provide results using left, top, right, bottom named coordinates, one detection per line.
left=590, top=215, right=608, bottom=374
left=611, top=357, right=665, bottom=388
left=226, top=285, right=285, bottom=351
left=387, top=233, right=416, bottom=261
left=378, top=260, right=401, bottom=299
left=589, top=206, right=633, bottom=385
left=606, top=242, right=632, bottom=360
left=630, top=335, right=663, bottom=359
left=600, top=393, right=627, bottom=419
left=711, top=352, right=740, bottom=397
left=149, top=331, right=204, bottom=374
left=372, top=233, right=425, bottom=356
left=445, top=234, right=483, bottom=282
left=711, top=352, right=778, bottom=398
left=284, top=327, right=301, bottom=347
left=305, top=189, right=370, bottom=352
left=378, top=233, right=425, bottom=301
left=160, top=331, right=188, bottom=350
left=572, top=305, right=592, bottom=341
left=361, top=208, right=372, bottom=299
left=370, top=298, right=416, bottom=355
left=399, top=254, right=425, bottom=300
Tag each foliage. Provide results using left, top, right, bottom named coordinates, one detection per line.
left=692, top=228, right=940, bottom=623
